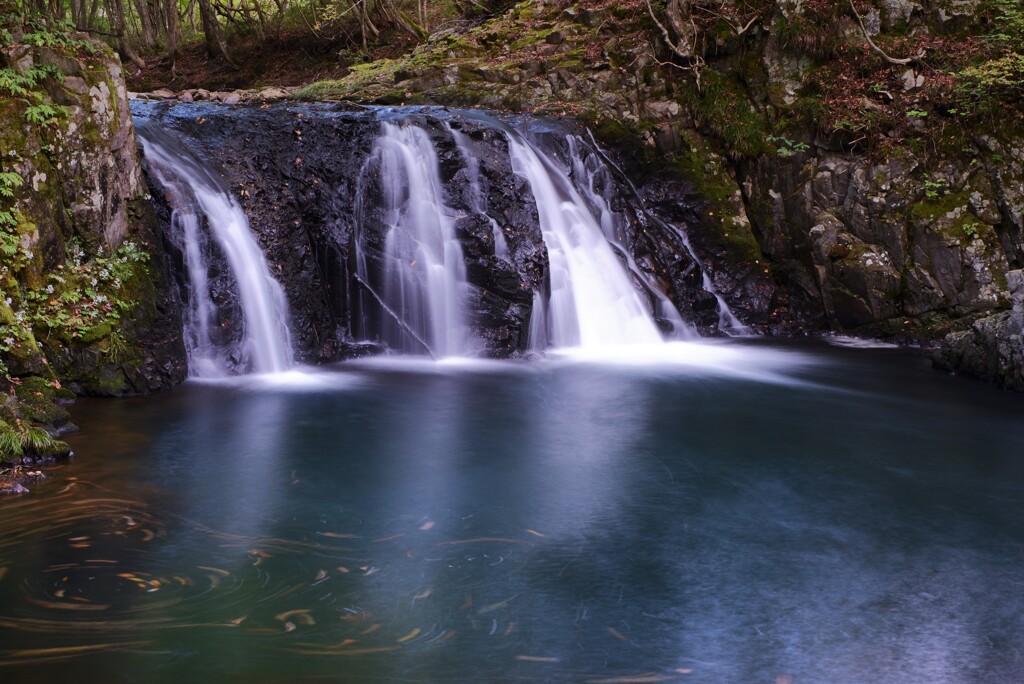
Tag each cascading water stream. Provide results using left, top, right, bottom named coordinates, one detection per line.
left=357, top=122, right=475, bottom=358
left=137, top=127, right=293, bottom=376
left=507, top=134, right=669, bottom=349
left=564, top=136, right=695, bottom=338
left=447, top=124, right=511, bottom=260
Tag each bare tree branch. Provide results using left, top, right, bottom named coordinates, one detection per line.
left=848, top=0, right=922, bottom=65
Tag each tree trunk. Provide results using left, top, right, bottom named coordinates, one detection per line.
left=105, top=0, right=147, bottom=69
left=165, top=0, right=177, bottom=73
left=133, top=0, right=157, bottom=48
left=196, top=0, right=234, bottom=65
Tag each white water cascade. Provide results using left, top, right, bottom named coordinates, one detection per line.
left=447, top=124, right=510, bottom=260
left=138, top=129, right=293, bottom=376
left=508, top=134, right=670, bottom=349
left=361, top=122, right=474, bottom=357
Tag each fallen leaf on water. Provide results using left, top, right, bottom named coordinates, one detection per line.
left=285, top=646, right=399, bottom=656
left=321, top=532, right=357, bottom=539
left=406, top=550, right=416, bottom=559
left=247, top=549, right=271, bottom=558
left=69, top=543, right=91, bottom=549
left=607, top=627, right=629, bottom=641
left=340, top=610, right=373, bottom=623
left=504, top=621, right=517, bottom=636
left=140, top=530, right=155, bottom=542
left=433, top=630, right=457, bottom=643
left=585, top=675, right=673, bottom=684
left=314, top=570, right=327, bottom=581
left=276, top=609, right=314, bottom=623
left=419, top=521, right=435, bottom=531
left=397, top=627, right=421, bottom=643
left=198, top=566, right=230, bottom=576
left=436, top=537, right=527, bottom=547
left=230, top=616, right=248, bottom=626
left=675, top=669, right=693, bottom=674
left=8, top=642, right=150, bottom=658
left=373, top=534, right=405, bottom=543
left=360, top=623, right=381, bottom=635
left=525, top=529, right=546, bottom=538
left=413, top=587, right=432, bottom=601
left=478, top=595, right=517, bottom=615
left=25, top=597, right=109, bottom=611
left=69, top=536, right=90, bottom=542
left=283, top=621, right=296, bottom=633
left=515, top=655, right=560, bottom=663
left=336, top=566, right=350, bottom=573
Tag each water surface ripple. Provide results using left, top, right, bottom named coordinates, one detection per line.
left=0, top=341, right=1022, bottom=683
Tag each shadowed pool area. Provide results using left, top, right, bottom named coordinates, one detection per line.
left=1, top=341, right=1022, bottom=683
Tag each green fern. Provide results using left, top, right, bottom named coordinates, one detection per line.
left=24, top=103, right=66, bottom=126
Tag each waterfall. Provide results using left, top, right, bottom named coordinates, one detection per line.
left=563, top=136, right=695, bottom=339
left=357, top=122, right=474, bottom=358
left=137, top=127, right=293, bottom=376
left=507, top=134, right=668, bottom=349
left=447, top=124, right=510, bottom=260
left=677, top=231, right=752, bottom=336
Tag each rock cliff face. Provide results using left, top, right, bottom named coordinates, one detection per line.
left=0, top=32, right=185, bottom=463
left=292, top=0, right=1024, bottom=386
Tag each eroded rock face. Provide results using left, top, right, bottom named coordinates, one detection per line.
left=134, top=102, right=714, bottom=360
left=939, top=270, right=1024, bottom=391
left=0, top=41, right=186, bottom=395
left=739, top=144, right=1019, bottom=339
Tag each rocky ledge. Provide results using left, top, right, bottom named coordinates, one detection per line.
left=938, top=270, right=1024, bottom=391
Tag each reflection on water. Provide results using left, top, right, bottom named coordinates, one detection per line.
left=0, top=341, right=1023, bottom=683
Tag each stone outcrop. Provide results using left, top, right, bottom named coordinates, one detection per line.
left=938, top=270, right=1024, bottom=390
left=1, top=32, right=186, bottom=466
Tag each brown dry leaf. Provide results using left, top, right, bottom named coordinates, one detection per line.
left=515, top=655, right=559, bottom=663
left=607, top=627, right=629, bottom=641
left=321, top=532, right=357, bottom=539
left=360, top=623, right=381, bottom=635
left=396, top=627, right=421, bottom=643
left=419, top=521, right=435, bottom=531
left=413, top=587, right=432, bottom=601
left=314, top=570, right=327, bottom=581
left=525, top=529, right=546, bottom=537
left=276, top=608, right=314, bottom=623
left=585, top=675, right=672, bottom=684
left=283, top=621, right=296, bottom=632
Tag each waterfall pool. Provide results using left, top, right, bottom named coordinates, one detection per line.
left=1, top=340, right=1022, bottom=683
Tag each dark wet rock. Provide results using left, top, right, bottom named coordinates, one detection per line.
left=938, top=270, right=1024, bottom=390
